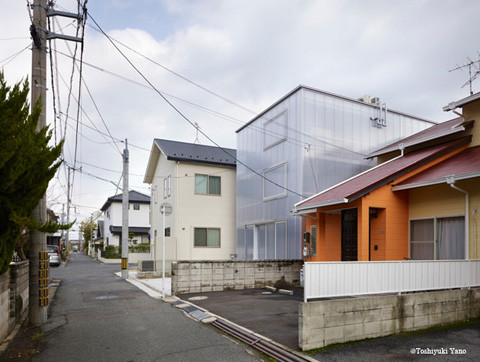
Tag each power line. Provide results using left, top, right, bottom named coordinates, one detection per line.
left=52, top=48, right=367, bottom=158
left=88, top=11, right=307, bottom=199
left=86, top=22, right=258, bottom=117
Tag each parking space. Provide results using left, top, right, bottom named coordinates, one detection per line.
left=180, top=287, right=303, bottom=350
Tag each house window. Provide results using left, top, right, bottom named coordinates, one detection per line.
left=165, top=227, right=171, bottom=237
left=107, top=211, right=110, bottom=219
left=163, top=176, right=171, bottom=198
left=194, top=228, right=220, bottom=247
left=263, top=163, right=287, bottom=201
left=154, top=185, right=158, bottom=204
left=310, top=225, right=317, bottom=257
left=133, top=204, right=140, bottom=210
left=264, top=110, right=287, bottom=150
left=410, top=216, right=465, bottom=260
left=195, top=174, right=221, bottom=195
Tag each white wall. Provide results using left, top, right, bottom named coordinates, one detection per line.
left=148, top=150, right=236, bottom=268
left=103, top=196, right=150, bottom=247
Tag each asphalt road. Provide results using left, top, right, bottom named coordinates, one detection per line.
left=31, top=253, right=264, bottom=362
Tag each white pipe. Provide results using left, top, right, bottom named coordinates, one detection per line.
left=448, top=180, right=469, bottom=260
left=473, top=207, right=478, bottom=259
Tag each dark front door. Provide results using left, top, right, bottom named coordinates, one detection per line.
left=342, top=209, right=358, bottom=261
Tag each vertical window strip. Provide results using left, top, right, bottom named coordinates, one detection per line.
left=310, top=226, right=317, bottom=257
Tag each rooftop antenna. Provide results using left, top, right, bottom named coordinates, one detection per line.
left=449, top=54, right=480, bottom=95
left=194, top=123, right=201, bottom=144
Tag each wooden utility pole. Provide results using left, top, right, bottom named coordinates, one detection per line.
left=29, top=0, right=49, bottom=326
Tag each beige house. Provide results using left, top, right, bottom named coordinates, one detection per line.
left=143, top=139, right=237, bottom=272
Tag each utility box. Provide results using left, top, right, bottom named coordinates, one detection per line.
left=139, top=260, right=155, bottom=272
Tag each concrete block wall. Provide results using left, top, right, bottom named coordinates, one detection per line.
left=9, top=262, right=29, bottom=322
left=171, top=260, right=302, bottom=294
left=0, top=272, right=10, bottom=344
left=0, top=261, right=29, bottom=346
left=299, top=288, right=480, bottom=351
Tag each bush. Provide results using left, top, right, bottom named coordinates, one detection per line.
left=129, top=243, right=150, bottom=253
left=105, top=245, right=121, bottom=259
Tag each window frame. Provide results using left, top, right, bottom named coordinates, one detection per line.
left=409, top=215, right=465, bottom=260
left=263, top=110, right=288, bottom=151
left=195, top=174, right=221, bottom=196
left=163, top=176, right=171, bottom=198
left=263, top=162, right=287, bottom=201
left=194, top=227, right=221, bottom=248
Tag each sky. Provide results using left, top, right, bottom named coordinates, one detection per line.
left=1, top=0, right=480, bottom=228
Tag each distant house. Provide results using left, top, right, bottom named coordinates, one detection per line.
left=143, top=139, right=236, bottom=272
left=46, top=208, right=61, bottom=247
left=292, top=90, right=480, bottom=261
left=100, top=190, right=150, bottom=247
left=236, top=85, right=435, bottom=261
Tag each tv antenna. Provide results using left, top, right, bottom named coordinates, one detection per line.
left=449, top=54, right=480, bottom=95
left=194, top=123, right=201, bottom=144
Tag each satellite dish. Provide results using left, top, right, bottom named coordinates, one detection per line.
left=160, top=202, right=173, bottom=215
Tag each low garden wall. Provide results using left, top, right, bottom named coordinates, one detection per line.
left=171, top=260, right=302, bottom=294
left=299, top=287, right=480, bottom=351
left=0, top=261, right=29, bottom=345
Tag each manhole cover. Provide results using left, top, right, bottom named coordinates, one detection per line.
left=188, top=296, right=208, bottom=301
left=96, top=295, right=119, bottom=300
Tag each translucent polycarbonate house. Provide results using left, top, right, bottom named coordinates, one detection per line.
left=235, top=85, right=435, bottom=260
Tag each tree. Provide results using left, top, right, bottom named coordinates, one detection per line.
left=0, top=72, right=63, bottom=275
left=79, top=218, right=97, bottom=245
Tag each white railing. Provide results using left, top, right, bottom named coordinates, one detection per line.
left=304, top=260, right=480, bottom=302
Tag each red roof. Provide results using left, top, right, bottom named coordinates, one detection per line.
left=293, top=137, right=471, bottom=211
left=368, top=118, right=469, bottom=158
left=393, top=146, right=480, bottom=189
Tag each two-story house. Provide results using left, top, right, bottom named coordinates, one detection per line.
left=100, top=190, right=150, bottom=247
left=236, top=85, right=435, bottom=260
left=143, top=139, right=237, bottom=273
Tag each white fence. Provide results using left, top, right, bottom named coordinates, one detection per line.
left=304, top=260, right=480, bottom=302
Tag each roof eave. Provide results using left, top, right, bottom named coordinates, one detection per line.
left=443, top=92, right=480, bottom=111
left=367, top=122, right=466, bottom=159
left=293, top=198, right=349, bottom=214
left=143, top=141, right=162, bottom=184
left=392, top=171, right=480, bottom=191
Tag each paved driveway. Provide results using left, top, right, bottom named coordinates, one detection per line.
left=179, top=288, right=480, bottom=361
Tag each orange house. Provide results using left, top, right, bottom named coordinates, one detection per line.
left=292, top=93, right=480, bottom=262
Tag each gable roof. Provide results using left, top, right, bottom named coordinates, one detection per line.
left=155, top=139, right=236, bottom=166
left=392, top=146, right=480, bottom=190
left=144, top=139, right=236, bottom=184
left=367, top=117, right=469, bottom=158
left=101, top=190, right=150, bottom=211
left=292, top=137, right=471, bottom=212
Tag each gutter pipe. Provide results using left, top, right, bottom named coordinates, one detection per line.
left=447, top=177, right=469, bottom=260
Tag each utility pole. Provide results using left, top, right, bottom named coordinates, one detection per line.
left=29, top=0, right=48, bottom=326
left=29, top=1, right=83, bottom=326
left=65, top=166, right=71, bottom=254
left=121, top=139, right=129, bottom=278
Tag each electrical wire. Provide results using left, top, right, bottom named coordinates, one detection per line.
left=88, top=12, right=314, bottom=198
left=86, top=22, right=258, bottom=117
left=0, top=45, right=31, bottom=66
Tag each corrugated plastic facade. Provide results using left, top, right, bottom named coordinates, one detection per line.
left=236, top=86, right=434, bottom=260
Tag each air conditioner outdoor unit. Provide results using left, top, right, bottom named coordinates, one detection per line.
left=139, top=260, right=155, bottom=272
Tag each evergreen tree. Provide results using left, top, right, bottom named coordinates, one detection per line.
left=0, top=72, right=63, bottom=275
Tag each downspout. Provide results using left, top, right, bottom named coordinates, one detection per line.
left=473, top=207, right=478, bottom=259
left=447, top=177, right=469, bottom=260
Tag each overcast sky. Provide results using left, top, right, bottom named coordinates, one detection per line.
left=1, top=0, right=480, bottom=226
